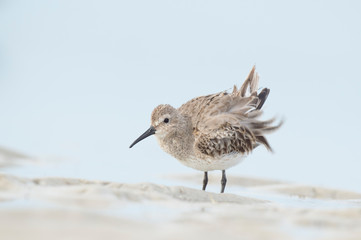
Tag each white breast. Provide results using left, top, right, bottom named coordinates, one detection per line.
left=180, top=153, right=247, bottom=172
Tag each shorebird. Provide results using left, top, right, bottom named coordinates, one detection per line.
left=130, top=66, right=281, bottom=193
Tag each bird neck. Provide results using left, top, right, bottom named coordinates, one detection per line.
left=157, top=119, right=194, bottom=161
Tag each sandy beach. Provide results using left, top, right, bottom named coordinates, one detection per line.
left=1, top=163, right=361, bottom=240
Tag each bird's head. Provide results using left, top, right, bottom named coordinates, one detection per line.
left=129, top=104, right=180, bottom=148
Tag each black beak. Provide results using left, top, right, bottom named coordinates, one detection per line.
left=129, top=126, right=156, bottom=148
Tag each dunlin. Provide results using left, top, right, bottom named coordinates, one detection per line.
left=130, top=66, right=281, bottom=193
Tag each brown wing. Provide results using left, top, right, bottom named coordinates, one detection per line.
left=178, top=91, right=232, bottom=129
left=178, top=66, right=268, bottom=132
left=194, top=122, right=272, bottom=158
left=179, top=65, right=281, bottom=153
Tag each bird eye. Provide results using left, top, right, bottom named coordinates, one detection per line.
left=163, top=118, right=169, bottom=123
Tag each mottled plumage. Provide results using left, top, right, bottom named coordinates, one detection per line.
left=130, top=66, right=282, bottom=193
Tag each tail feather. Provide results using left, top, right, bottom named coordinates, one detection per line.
left=233, top=65, right=270, bottom=112
left=256, top=88, right=270, bottom=110
left=256, top=135, right=272, bottom=152
left=237, top=66, right=282, bottom=151
left=239, top=65, right=258, bottom=97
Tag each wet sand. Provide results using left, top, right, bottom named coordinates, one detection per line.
left=1, top=147, right=361, bottom=240
left=1, top=173, right=361, bottom=240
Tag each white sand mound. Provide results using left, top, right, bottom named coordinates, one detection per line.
left=0, top=146, right=31, bottom=168
left=1, top=174, right=361, bottom=240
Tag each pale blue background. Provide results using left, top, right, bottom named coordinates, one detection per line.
left=1, top=1, right=360, bottom=192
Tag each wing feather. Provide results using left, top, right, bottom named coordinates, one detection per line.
left=178, top=65, right=281, bottom=153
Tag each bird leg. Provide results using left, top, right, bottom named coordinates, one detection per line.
left=220, top=170, right=227, bottom=193
left=202, top=171, right=208, bottom=191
